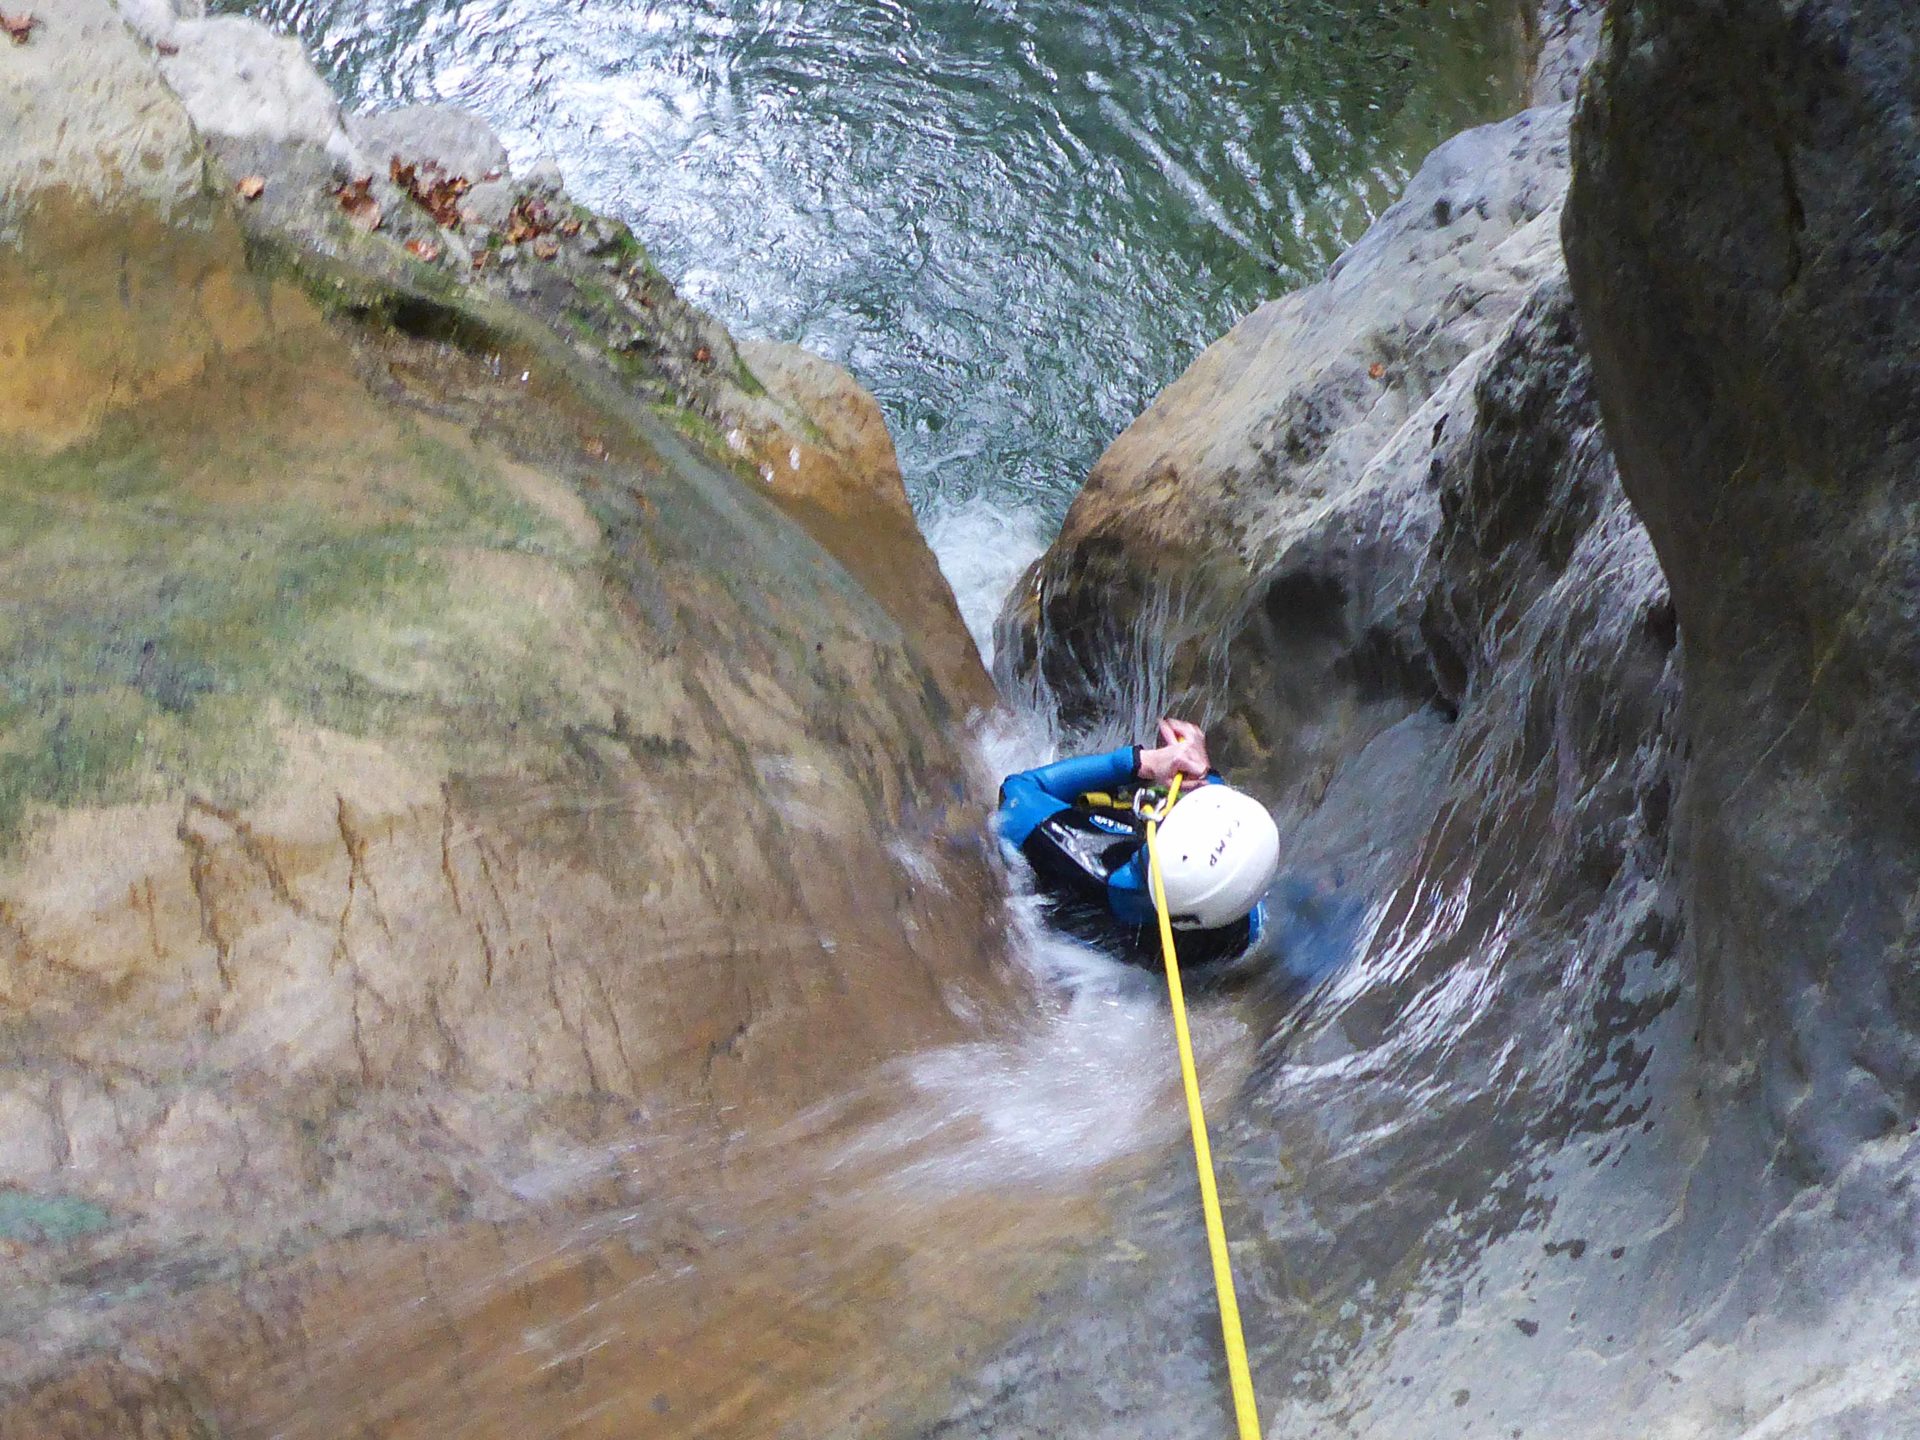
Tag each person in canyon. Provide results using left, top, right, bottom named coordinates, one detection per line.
left=996, top=718, right=1280, bottom=967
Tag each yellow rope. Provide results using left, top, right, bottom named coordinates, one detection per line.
left=1144, top=774, right=1262, bottom=1440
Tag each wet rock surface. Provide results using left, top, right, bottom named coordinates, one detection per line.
left=742, top=338, right=997, bottom=708
left=120, top=0, right=986, bottom=702
left=967, top=0, right=1920, bottom=1435
left=1567, top=0, right=1920, bottom=1191
left=995, top=101, right=1572, bottom=753
left=964, top=226, right=1685, bottom=1440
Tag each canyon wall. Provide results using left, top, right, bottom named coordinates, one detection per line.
left=1, top=3, right=1030, bottom=1433
left=1567, top=0, right=1920, bottom=1192
left=968, top=0, right=1920, bottom=1434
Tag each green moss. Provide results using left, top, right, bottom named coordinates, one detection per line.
left=247, top=231, right=507, bottom=354
left=733, top=360, right=769, bottom=399
left=647, top=402, right=747, bottom=476
left=0, top=377, right=604, bottom=840
left=0, top=184, right=902, bottom=859
left=0, top=1188, right=113, bottom=1245
left=250, top=214, right=744, bottom=487
left=563, top=272, right=651, bottom=348
left=598, top=221, right=653, bottom=273
left=560, top=306, right=608, bottom=350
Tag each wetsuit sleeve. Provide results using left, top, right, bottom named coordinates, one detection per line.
left=996, top=745, right=1141, bottom=847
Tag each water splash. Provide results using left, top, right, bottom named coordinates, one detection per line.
left=922, top=494, right=1047, bottom=670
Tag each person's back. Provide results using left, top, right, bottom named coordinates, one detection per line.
left=995, top=720, right=1278, bottom=969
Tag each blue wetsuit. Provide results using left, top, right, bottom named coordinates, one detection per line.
left=997, top=745, right=1266, bottom=968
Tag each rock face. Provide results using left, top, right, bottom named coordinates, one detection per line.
left=0, top=0, right=214, bottom=448
left=965, top=95, right=1690, bottom=1431
left=997, top=102, right=1573, bottom=805
left=116, top=0, right=989, bottom=704
left=0, top=3, right=1015, bottom=1432
left=743, top=338, right=996, bottom=707
left=965, top=1, right=1920, bottom=1436
left=1527, top=0, right=1605, bottom=104
left=946, top=262, right=1685, bottom=1440
left=1566, top=0, right=1920, bottom=1187
left=0, top=0, right=203, bottom=223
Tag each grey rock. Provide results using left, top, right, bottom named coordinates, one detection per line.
left=351, top=103, right=510, bottom=184
left=1566, top=0, right=1920, bottom=1188
left=157, top=14, right=361, bottom=166
left=115, top=0, right=204, bottom=39
left=460, top=175, right=518, bottom=229
left=947, top=265, right=1689, bottom=1440
left=976, top=1, right=1920, bottom=1435
left=1529, top=0, right=1606, bottom=104
left=997, top=102, right=1572, bottom=758
left=518, top=155, right=568, bottom=195
left=0, top=0, right=203, bottom=226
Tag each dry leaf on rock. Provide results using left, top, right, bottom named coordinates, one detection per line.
left=531, top=236, right=560, bottom=262
left=236, top=175, right=267, bottom=201
left=504, top=196, right=555, bottom=245
left=390, top=156, right=470, bottom=228
left=404, top=238, right=442, bottom=263
left=1, top=11, right=37, bottom=43
left=333, top=177, right=384, bottom=232
left=694, top=346, right=712, bottom=364
left=1368, top=361, right=1387, bottom=380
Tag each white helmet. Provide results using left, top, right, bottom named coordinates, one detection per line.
left=1154, top=786, right=1280, bottom=929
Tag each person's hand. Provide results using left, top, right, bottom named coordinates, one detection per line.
left=1136, top=718, right=1211, bottom=787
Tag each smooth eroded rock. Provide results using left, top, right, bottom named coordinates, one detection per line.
left=0, top=0, right=202, bottom=223
left=1566, top=0, right=1920, bottom=1184
left=998, top=103, right=1572, bottom=786
left=742, top=338, right=995, bottom=708
left=0, top=4, right=1026, bottom=1430
left=350, top=103, right=511, bottom=181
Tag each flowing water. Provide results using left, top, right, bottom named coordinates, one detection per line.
left=227, top=0, right=1525, bottom=563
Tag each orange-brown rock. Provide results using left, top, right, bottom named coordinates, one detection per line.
left=737, top=338, right=995, bottom=709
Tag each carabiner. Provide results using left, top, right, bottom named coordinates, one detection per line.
left=1133, top=785, right=1172, bottom=825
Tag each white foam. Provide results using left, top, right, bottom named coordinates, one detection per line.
left=922, top=495, right=1048, bottom=669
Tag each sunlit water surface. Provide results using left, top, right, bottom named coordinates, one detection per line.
left=228, top=0, right=1523, bottom=571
